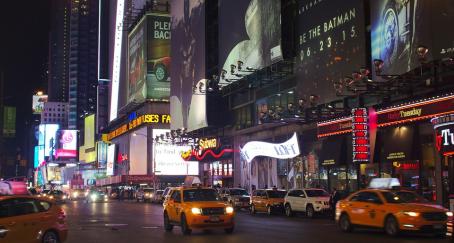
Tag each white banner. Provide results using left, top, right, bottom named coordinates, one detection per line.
left=240, top=132, right=300, bottom=163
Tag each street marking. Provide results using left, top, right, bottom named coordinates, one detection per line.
left=105, top=224, right=128, bottom=227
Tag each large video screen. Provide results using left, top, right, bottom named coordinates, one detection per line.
left=371, top=0, right=454, bottom=76
left=153, top=129, right=199, bottom=175
left=32, top=95, right=48, bottom=114
left=128, top=13, right=171, bottom=104
left=296, top=0, right=366, bottom=104
left=39, top=124, right=60, bottom=157
left=55, top=130, right=78, bottom=158
left=170, top=0, right=207, bottom=132
left=107, top=144, right=116, bottom=176
left=218, top=0, right=282, bottom=84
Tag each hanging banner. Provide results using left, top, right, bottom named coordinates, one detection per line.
left=240, top=133, right=300, bottom=163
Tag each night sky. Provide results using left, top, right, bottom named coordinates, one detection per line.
left=0, top=1, right=50, bottom=156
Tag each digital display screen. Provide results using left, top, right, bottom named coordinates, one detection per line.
left=170, top=0, right=207, bottom=132
left=218, top=0, right=282, bottom=84
left=371, top=0, right=454, bottom=76
left=32, top=95, right=48, bottom=114
left=55, top=130, right=77, bottom=158
left=296, top=0, right=366, bottom=104
left=107, top=144, right=116, bottom=176
left=39, top=124, right=60, bottom=157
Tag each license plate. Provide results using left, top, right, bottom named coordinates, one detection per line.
left=433, top=224, right=443, bottom=229
left=210, top=216, right=220, bottom=222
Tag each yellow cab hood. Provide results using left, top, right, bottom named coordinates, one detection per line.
left=185, top=201, right=229, bottom=208
left=268, top=198, right=285, bottom=203
left=394, top=203, right=447, bottom=212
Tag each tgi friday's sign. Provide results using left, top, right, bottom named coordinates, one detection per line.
left=432, top=114, right=454, bottom=156
left=240, top=133, right=300, bottom=163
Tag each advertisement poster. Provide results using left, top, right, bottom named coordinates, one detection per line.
left=146, top=13, right=171, bottom=100
left=153, top=129, right=199, bottom=175
left=371, top=0, right=454, bottom=76
left=296, top=0, right=366, bottom=104
left=170, top=0, right=207, bottom=132
left=55, top=130, right=78, bottom=158
left=32, top=95, right=48, bottom=114
left=3, top=106, right=16, bottom=138
left=218, top=0, right=282, bottom=84
left=128, top=19, right=147, bottom=103
left=97, top=142, right=108, bottom=169
left=106, top=144, right=116, bottom=176
left=40, top=124, right=60, bottom=157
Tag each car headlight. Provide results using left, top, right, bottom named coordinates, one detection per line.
left=104, top=195, right=108, bottom=198
left=63, top=195, right=67, bottom=199
left=403, top=211, right=420, bottom=217
left=150, top=194, right=154, bottom=198
left=73, top=192, right=79, bottom=198
left=447, top=212, right=453, bottom=217
left=49, top=196, right=54, bottom=199
left=225, top=206, right=234, bottom=214
left=191, top=208, right=202, bottom=215
left=91, top=194, right=98, bottom=201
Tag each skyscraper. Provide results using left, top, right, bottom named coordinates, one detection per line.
left=48, top=0, right=70, bottom=102
left=68, top=0, right=99, bottom=131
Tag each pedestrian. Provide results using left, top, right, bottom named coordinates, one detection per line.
left=329, top=188, right=340, bottom=220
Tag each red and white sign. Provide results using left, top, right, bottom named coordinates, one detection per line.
left=55, top=130, right=78, bottom=158
left=352, top=108, right=369, bottom=162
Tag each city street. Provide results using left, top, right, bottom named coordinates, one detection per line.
left=62, top=200, right=450, bottom=243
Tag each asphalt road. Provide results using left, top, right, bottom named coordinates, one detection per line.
left=62, top=200, right=451, bottom=243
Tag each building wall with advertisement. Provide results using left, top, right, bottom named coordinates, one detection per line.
left=79, top=114, right=96, bottom=163
left=296, top=0, right=367, bottom=105
left=371, top=0, right=454, bottom=77
left=170, top=0, right=207, bottom=132
left=55, top=130, right=77, bottom=159
left=32, top=95, right=48, bottom=114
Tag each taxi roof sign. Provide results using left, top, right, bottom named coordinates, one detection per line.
left=183, top=176, right=202, bottom=187
left=368, top=178, right=401, bottom=189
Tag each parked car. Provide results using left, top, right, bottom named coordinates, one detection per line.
left=284, top=188, right=330, bottom=218
left=250, top=189, right=287, bottom=215
left=219, top=188, right=250, bottom=210
left=151, top=190, right=164, bottom=203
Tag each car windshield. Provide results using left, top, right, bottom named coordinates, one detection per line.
left=183, top=189, right=220, bottom=202
left=267, top=190, right=287, bottom=198
left=305, top=190, right=329, bottom=197
left=144, top=189, right=154, bottom=193
left=229, top=189, right=248, bottom=196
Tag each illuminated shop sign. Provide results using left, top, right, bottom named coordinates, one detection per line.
left=432, top=114, right=454, bottom=156
left=317, top=117, right=352, bottom=138
left=352, top=108, right=369, bottom=162
left=240, top=133, right=300, bottom=163
left=107, top=114, right=171, bottom=140
left=377, top=95, right=454, bottom=127
left=199, top=138, right=218, bottom=150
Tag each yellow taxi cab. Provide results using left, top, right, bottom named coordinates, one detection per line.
left=250, top=189, right=287, bottom=215
left=0, top=182, right=68, bottom=243
left=163, top=186, right=235, bottom=235
left=336, top=188, right=450, bottom=237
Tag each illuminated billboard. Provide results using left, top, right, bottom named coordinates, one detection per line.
left=218, top=0, right=282, bottom=84
left=39, top=124, right=60, bottom=157
left=32, top=95, right=48, bottom=114
left=371, top=0, right=454, bottom=76
left=84, top=114, right=95, bottom=149
left=34, top=145, right=44, bottom=168
left=170, top=0, right=207, bottom=132
left=107, top=144, right=116, bottom=176
left=153, top=129, right=199, bottom=175
left=97, top=141, right=108, bottom=169
left=55, top=130, right=78, bottom=158
left=3, top=106, right=16, bottom=138
left=128, top=13, right=171, bottom=104
left=296, top=0, right=366, bottom=104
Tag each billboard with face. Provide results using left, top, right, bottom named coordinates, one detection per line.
left=170, top=0, right=207, bottom=132
left=218, top=0, right=282, bottom=85
left=371, top=0, right=454, bottom=76
left=296, top=0, right=366, bottom=105
left=32, top=95, right=48, bottom=114
left=55, top=130, right=78, bottom=158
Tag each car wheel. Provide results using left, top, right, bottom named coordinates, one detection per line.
left=155, top=63, right=168, bottom=82
left=285, top=204, right=293, bottom=217
left=384, top=215, right=399, bottom=236
left=339, top=213, right=353, bottom=233
left=267, top=206, right=273, bottom=216
left=42, top=230, right=59, bottom=243
left=181, top=214, right=192, bottom=235
left=163, top=212, right=173, bottom=232
left=306, top=205, right=315, bottom=219
left=224, top=226, right=234, bottom=234
left=250, top=204, right=256, bottom=215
